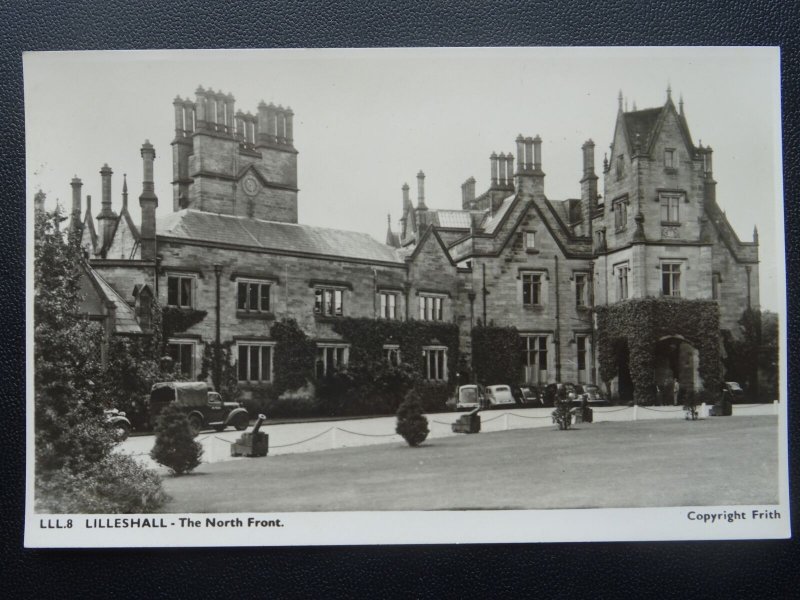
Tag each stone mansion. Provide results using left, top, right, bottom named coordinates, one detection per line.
left=70, top=85, right=759, bottom=402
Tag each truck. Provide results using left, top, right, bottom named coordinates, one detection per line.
left=148, top=381, right=250, bottom=436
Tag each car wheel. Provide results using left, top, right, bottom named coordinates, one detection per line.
left=234, top=414, right=249, bottom=431
left=188, top=414, right=202, bottom=437
left=114, top=422, right=130, bottom=441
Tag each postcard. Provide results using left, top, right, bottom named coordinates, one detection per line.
left=24, top=47, right=789, bottom=547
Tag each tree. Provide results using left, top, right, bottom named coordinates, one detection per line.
left=150, top=403, right=204, bottom=475
left=723, top=308, right=780, bottom=401
left=34, top=206, right=166, bottom=512
left=395, top=390, right=430, bottom=447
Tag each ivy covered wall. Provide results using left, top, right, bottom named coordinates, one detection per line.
left=595, top=297, right=722, bottom=404
left=471, top=324, right=521, bottom=386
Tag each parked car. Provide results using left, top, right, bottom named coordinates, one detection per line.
left=485, top=385, right=516, bottom=408
left=149, top=381, right=250, bottom=436
left=514, top=385, right=543, bottom=407
left=722, top=381, right=745, bottom=403
left=104, top=408, right=132, bottom=441
left=543, top=382, right=584, bottom=407
left=455, top=384, right=487, bottom=411
left=581, top=384, right=609, bottom=406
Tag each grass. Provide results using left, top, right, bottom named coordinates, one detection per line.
left=160, top=415, right=779, bottom=512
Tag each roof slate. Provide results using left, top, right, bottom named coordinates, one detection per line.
left=85, top=266, right=142, bottom=334
left=623, top=107, right=662, bottom=150
left=159, top=210, right=405, bottom=264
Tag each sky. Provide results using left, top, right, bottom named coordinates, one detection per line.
left=24, top=47, right=784, bottom=310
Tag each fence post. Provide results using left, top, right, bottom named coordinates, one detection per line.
left=504, top=413, right=509, bottom=431
left=632, top=404, right=638, bottom=421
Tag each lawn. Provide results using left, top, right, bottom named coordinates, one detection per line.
left=160, top=415, right=779, bottom=512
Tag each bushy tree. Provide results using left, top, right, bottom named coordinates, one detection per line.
left=395, top=390, right=429, bottom=447
left=318, top=359, right=419, bottom=416
left=723, top=308, right=780, bottom=401
left=200, top=342, right=241, bottom=403
left=150, top=402, right=203, bottom=475
left=34, top=206, right=166, bottom=512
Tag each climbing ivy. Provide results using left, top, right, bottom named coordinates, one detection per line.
left=471, top=324, right=521, bottom=386
left=160, top=306, right=207, bottom=352
left=331, top=317, right=460, bottom=383
left=595, top=297, right=722, bottom=404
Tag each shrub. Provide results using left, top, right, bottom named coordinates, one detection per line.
left=412, top=381, right=452, bottom=413
left=35, top=454, right=168, bottom=514
left=396, top=391, right=430, bottom=447
left=150, top=403, right=203, bottom=475
left=271, top=319, right=317, bottom=396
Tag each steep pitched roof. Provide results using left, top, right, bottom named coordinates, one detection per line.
left=159, top=209, right=404, bottom=264
left=623, top=107, right=662, bottom=152
left=82, top=264, right=143, bottom=334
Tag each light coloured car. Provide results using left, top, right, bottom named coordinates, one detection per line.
left=485, top=385, right=516, bottom=407
left=455, top=384, right=487, bottom=411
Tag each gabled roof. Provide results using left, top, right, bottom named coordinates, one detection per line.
left=101, top=207, right=141, bottom=256
left=481, top=195, right=516, bottom=234
left=82, top=264, right=143, bottom=334
left=623, top=107, right=662, bottom=152
left=620, top=100, right=696, bottom=157
left=159, top=209, right=405, bottom=264
left=405, top=224, right=457, bottom=266
left=431, top=210, right=474, bottom=229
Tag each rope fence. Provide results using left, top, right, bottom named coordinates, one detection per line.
left=124, top=403, right=778, bottom=463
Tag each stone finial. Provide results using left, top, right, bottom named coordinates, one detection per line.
left=618, top=90, right=623, bottom=110
left=666, top=81, right=672, bottom=101
left=753, top=226, right=759, bottom=244
left=679, top=93, right=684, bottom=115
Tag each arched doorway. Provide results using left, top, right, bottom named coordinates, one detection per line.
left=654, top=336, right=700, bottom=405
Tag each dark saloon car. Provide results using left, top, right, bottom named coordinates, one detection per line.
left=513, top=385, right=543, bottom=406
left=722, top=381, right=745, bottom=403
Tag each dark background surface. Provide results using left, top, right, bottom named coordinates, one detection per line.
left=1, top=1, right=798, bottom=597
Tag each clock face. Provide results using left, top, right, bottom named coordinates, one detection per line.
left=243, top=175, right=259, bottom=196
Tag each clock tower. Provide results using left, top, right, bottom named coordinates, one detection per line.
left=171, top=86, right=298, bottom=223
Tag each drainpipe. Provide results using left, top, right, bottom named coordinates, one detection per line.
left=554, top=255, right=562, bottom=381
left=482, top=263, right=488, bottom=325
left=213, top=263, right=222, bottom=388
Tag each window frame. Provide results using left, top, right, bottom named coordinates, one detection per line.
left=314, top=286, right=345, bottom=317
left=574, top=272, right=589, bottom=309
left=664, top=148, right=676, bottom=169
left=661, top=261, right=683, bottom=297
left=614, top=262, right=630, bottom=301
left=524, top=231, right=536, bottom=250
left=520, top=334, right=549, bottom=384
left=422, top=346, right=448, bottom=381
left=418, top=293, right=445, bottom=322
left=316, top=343, right=350, bottom=377
left=576, top=334, right=589, bottom=383
left=378, top=291, right=399, bottom=320
left=166, top=339, right=197, bottom=378
left=613, top=198, right=628, bottom=231
left=236, top=278, right=272, bottom=313
left=166, top=273, right=196, bottom=309
left=383, top=344, right=402, bottom=367
left=659, top=193, right=681, bottom=224
left=236, top=342, right=275, bottom=383
left=521, top=271, right=546, bottom=307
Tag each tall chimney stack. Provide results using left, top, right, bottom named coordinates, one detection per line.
left=490, top=152, right=499, bottom=188
left=96, top=164, right=116, bottom=253
left=580, top=139, right=598, bottom=237
left=70, top=176, right=82, bottom=231
left=139, top=140, right=158, bottom=261
left=702, top=146, right=716, bottom=203
left=416, top=171, right=426, bottom=209
left=505, top=153, right=514, bottom=188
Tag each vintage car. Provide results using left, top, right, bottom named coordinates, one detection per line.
left=513, top=385, right=543, bottom=406
left=722, top=381, right=746, bottom=403
left=485, top=385, right=516, bottom=408
left=454, top=384, right=488, bottom=411
left=581, top=384, right=609, bottom=406
left=149, top=381, right=250, bottom=436
left=104, top=408, right=132, bottom=441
